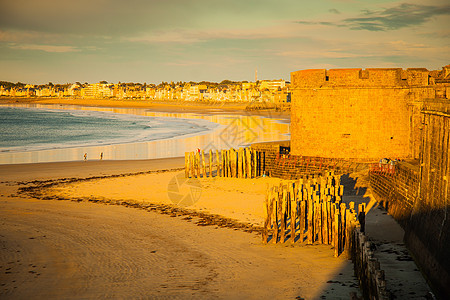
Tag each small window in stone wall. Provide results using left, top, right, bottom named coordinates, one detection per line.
left=280, top=146, right=290, bottom=155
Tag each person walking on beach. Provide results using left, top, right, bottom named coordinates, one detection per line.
left=84, top=153, right=87, bottom=161
left=100, top=152, right=103, bottom=160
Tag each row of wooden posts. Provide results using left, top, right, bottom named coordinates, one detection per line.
left=185, top=148, right=266, bottom=179
left=353, top=228, right=391, bottom=299
left=262, top=171, right=366, bottom=257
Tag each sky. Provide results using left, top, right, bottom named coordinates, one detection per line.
left=0, top=0, right=449, bottom=84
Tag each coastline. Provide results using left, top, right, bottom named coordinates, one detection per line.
left=0, top=157, right=360, bottom=299
left=0, top=140, right=431, bottom=297
left=0, top=97, right=290, bottom=164
left=0, top=97, right=291, bottom=119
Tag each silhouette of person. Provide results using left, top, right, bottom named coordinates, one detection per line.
left=100, top=152, right=103, bottom=160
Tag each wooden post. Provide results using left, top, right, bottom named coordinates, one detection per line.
left=190, top=152, right=195, bottom=178
left=216, top=150, right=220, bottom=177
left=253, top=150, right=257, bottom=177
left=335, top=175, right=341, bottom=186
left=307, top=197, right=313, bottom=244
left=298, top=200, right=305, bottom=243
left=322, top=202, right=328, bottom=245
left=340, top=203, right=346, bottom=253
left=345, top=209, right=352, bottom=257
left=246, top=148, right=251, bottom=179
left=226, top=150, right=230, bottom=177
left=209, top=149, right=213, bottom=177
left=290, top=184, right=296, bottom=243
left=185, top=152, right=189, bottom=178
left=349, top=201, right=355, bottom=212
left=331, top=203, right=336, bottom=247
left=316, top=198, right=322, bottom=243
left=196, top=151, right=200, bottom=178
left=223, top=150, right=227, bottom=177
left=202, top=150, right=207, bottom=178
left=230, top=149, right=235, bottom=178
left=327, top=200, right=332, bottom=244
left=358, top=203, right=366, bottom=233
left=235, top=149, right=239, bottom=178
left=240, top=148, right=244, bottom=178
left=192, top=152, right=196, bottom=178
left=237, top=148, right=241, bottom=178
left=334, top=212, right=340, bottom=257
left=224, top=150, right=228, bottom=177
left=256, top=151, right=262, bottom=176
left=272, top=188, right=279, bottom=243
left=280, top=186, right=287, bottom=242
left=229, top=149, right=232, bottom=177
left=262, top=189, right=271, bottom=244
left=244, top=148, right=248, bottom=178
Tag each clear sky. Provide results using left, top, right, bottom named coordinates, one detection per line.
left=0, top=0, right=449, bottom=84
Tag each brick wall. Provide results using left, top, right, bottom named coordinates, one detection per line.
left=251, top=141, right=369, bottom=179
left=369, top=162, right=419, bottom=227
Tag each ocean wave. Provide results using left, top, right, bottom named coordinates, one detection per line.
left=0, top=106, right=220, bottom=153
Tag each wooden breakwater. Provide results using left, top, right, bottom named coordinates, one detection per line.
left=352, top=228, right=392, bottom=299
left=262, top=172, right=366, bottom=257
left=184, top=148, right=266, bottom=178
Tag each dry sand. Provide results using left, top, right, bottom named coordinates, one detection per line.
left=0, top=159, right=360, bottom=299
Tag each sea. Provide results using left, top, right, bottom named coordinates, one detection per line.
left=0, top=106, right=218, bottom=153
left=0, top=105, right=290, bottom=164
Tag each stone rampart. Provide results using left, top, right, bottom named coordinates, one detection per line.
left=290, top=66, right=449, bottom=160
left=369, top=100, right=449, bottom=298
left=291, top=68, right=431, bottom=88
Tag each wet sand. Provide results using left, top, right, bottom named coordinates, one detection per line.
left=0, top=159, right=360, bottom=299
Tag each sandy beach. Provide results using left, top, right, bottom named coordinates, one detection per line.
left=1, top=158, right=361, bottom=299
left=0, top=102, right=358, bottom=299
left=0, top=100, right=432, bottom=299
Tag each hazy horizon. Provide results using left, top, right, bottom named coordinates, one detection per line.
left=1, top=0, right=449, bottom=85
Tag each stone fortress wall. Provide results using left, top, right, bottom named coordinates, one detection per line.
left=290, top=67, right=449, bottom=160
left=290, top=65, right=450, bottom=298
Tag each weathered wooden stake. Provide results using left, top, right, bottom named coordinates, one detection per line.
left=327, top=200, right=332, bottom=244
left=216, top=150, right=220, bottom=177
left=191, top=152, right=195, bottom=178
left=317, top=198, right=322, bottom=243
left=340, top=203, right=346, bottom=253
left=322, top=202, right=328, bottom=245
left=263, top=190, right=270, bottom=243
left=272, top=187, right=279, bottom=243
left=290, top=185, right=296, bottom=243
left=202, top=150, right=207, bottom=178
left=196, top=151, right=200, bottom=178
left=280, top=186, right=286, bottom=242
left=334, top=212, right=340, bottom=257
left=185, top=152, right=189, bottom=177
left=209, top=149, right=213, bottom=177
left=307, top=198, right=313, bottom=244
left=298, top=200, right=305, bottom=243
left=246, top=148, right=251, bottom=178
